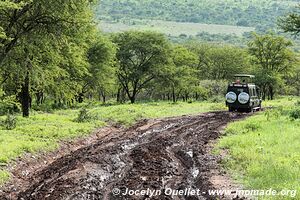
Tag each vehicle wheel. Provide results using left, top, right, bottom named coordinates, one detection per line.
left=258, top=104, right=262, bottom=111
left=248, top=107, right=253, bottom=113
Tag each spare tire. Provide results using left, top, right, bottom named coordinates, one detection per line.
left=238, top=92, right=250, bottom=104
left=226, top=92, right=237, bottom=103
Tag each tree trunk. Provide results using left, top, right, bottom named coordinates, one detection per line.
left=269, top=86, right=274, bottom=100
left=117, top=87, right=121, bottom=102
left=126, top=85, right=137, bottom=104
left=262, top=86, right=266, bottom=101
left=172, top=86, right=176, bottom=103
left=21, top=71, right=30, bottom=117
left=101, top=91, right=106, bottom=103
left=78, top=93, right=84, bottom=103
left=185, top=93, right=189, bottom=102
left=129, top=96, right=135, bottom=104
left=117, top=87, right=126, bottom=103
left=35, top=91, right=44, bottom=106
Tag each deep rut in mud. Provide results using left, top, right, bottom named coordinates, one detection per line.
left=1, top=111, right=249, bottom=200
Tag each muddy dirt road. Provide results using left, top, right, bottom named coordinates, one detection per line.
left=1, top=111, right=249, bottom=200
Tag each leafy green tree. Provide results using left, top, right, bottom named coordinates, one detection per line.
left=0, top=0, right=96, bottom=117
left=86, top=35, right=116, bottom=103
left=188, top=43, right=250, bottom=80
left=162, top=45, right=198, bottom=102
left=291, top=67, right=300, bottom=96
left=205, top=46, right=249, bottom=80
left=248, top=33, right=295, bottom=100
left=279, top=7, right=300, bottom=97
left=112, top=31, right=171, bottom=103
left=279, top=7, right=300, bottom=36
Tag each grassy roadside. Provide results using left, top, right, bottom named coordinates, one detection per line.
left=215, top=96, right=300, bottom=199
left=0, top=101, right=226, bottom=185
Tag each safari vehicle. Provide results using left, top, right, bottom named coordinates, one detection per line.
left=225, top=74, right=262, bottom=112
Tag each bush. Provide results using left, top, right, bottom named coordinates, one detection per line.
left=0, top=96, right=21, bottom=116
left=199, top=80, right=228, bottom=97
left=208, top=95, right=224, bottom=103
left=289, top=109, right=300, bottom=120
left=245, top=122, right=261, bottom=132
left=264, top=109, right=281, bottom=121
left=75, top=108, right=93, bottom=123
left=3, top=113, right=17, bottom=130
left=32, top=103, right=54, bottom=113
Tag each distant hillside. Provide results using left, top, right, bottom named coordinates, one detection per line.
left=96, top=0, right=299, bottom=31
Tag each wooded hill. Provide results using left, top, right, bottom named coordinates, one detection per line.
left=96, top=0, right=299, bottom=31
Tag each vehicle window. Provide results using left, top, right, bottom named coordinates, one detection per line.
left=248, top=88, right=253, bottom=96
left=253, top=88, right=257, bottom=96
left=251, top=88, right=255, bottom=96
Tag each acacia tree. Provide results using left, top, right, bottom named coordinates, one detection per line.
left=279, top=7, right=300, bottom=36
left=187, top=43, right=250, bottom=81
left=0, top=0, right=96, bottom=117
left=279, top=7, right=300, bottom=97
left=86, top=35, right=116, bottom=103
left=248, top=33, right=295, bottom=100
left=113, top=31, right=170, bottom=103
left=162, top=45, right=198, bottom=102
left=205, top=46, right=250, bottom=80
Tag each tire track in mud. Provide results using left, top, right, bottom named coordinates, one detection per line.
left=0, top=111, right=249, bottom=200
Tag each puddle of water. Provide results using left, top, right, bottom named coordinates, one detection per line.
left=121, top=141, right=138, bottom=151
left=186, top=150, right=193, bottom=158
left=192, top=168, right=199, bottom=178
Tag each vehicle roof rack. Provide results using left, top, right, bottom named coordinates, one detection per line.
left=234, top=74, right=255, bottom=78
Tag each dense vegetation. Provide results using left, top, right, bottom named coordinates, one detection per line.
left=0, top=0, right=98, bottom=117
left=96, top=0, right=299, bottom=31
left=97, top=0, right=300, bottom=49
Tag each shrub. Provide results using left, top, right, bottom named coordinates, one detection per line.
left=32, top=102, right=54, bottom=113
left=199, top=79, right=228, bottom=97
left=0, top=96, right=21, bottom=116
left=289, top=109, right=300, bottom=120
left=75, top=108, right=93, bottom=123
left=264, top=109, right=280, bottom=121
left=3, top=112, right=17, bottom=130
left=187, top=100, right=193, bottom=104
left=208, top=95, right=224, bottom=103
left=245, top=122, right=261, bottom=132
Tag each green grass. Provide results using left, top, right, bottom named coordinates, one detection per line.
left=99, top=19, right=255, bottom=37
left=0, top=170, right=9, bottom=185
left=0, top=113, right=104, bottom=165
left=89, top=101, right=226, bottom=126
left=0, top=101, right=226, bottom=185
left=215, top=97, right=300, bottom=199
left=263, top=96, right=299, bottom=108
